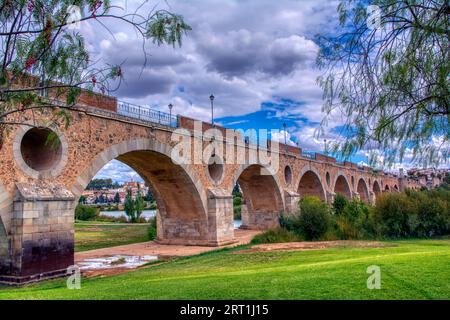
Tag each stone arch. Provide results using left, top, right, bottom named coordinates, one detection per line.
left=393, top=184, right=399, bottom=192
left=333, top=174, right=352, bottom=199
left=384, top=184, right=390, bottom=192
left=297, top=170, right=326, bottom=202
left=357, top=178, right=370, bottom=203
left=232, top=164, right=284, bottom=230
left=73, top=138, right=210, bottom=244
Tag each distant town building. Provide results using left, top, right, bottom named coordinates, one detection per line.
left=406, top=168, right=449, bottom=189
left=81, top=180, right=149, bottom=204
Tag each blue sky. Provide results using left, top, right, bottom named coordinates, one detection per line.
left=88, top=0, right=386, bottom=183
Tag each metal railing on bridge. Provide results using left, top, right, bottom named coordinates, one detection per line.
left=117, top=101, right=178, bottom=128
left=302, top=151, right=316, bottom=160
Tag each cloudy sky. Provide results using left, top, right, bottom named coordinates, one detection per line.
left=84, top=0, right=408, bottom=183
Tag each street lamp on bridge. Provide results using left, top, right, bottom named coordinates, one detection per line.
left=209, top=94, right=215, bottom=126
left=168, top=103, right=173, bottom=126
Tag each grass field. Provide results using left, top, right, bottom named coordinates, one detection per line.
left=75, top=221, right=150, bottom=251
left=0, top=239, right=449, bottom=299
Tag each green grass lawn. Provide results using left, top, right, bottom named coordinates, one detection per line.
left=75, top=221, right=150, bottom=251
left=0, top=239, right=449, bottom=299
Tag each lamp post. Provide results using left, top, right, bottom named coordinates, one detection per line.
left=168, top=103, right=173, bottom=126
left=324, top=139, right=327, bottom=155
left=282, top=122, right=287, bottom=152
left=209, top=94, right=215, bottom=126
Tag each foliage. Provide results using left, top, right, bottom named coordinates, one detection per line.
left=276, top=188, right=450, bottom=242
left=134, top=191, right=146, bottom=222
left=232, top=184, right=242, bottom=197
left=335, top=199, right=371, bottom=239
left=78, top=195, right=87, bottom=204
left=113, top=192, right=120, bottom=204
left=0, top=0, right=191, bottom=135
left=233, top=195, right=242, bottom=219
left=371, top=193, right=416, bottom=238
left=147, top=217, right=157, bottom=241
left=297, top=196, right=331, bottom=240
left=75, top=204, right=98, bottom=221
left=87, top=179, right=120, bottom=190
left=317, top=0, right=449, bottom=167
left=332, top=193, right=348, bottom=215
left=371, top=189, right=450, bottom=238
left=250, top=228, right=301, bottom=244
left=124, top=190, right=135, bottom=222
left=144, top=190, right=155, bottom=202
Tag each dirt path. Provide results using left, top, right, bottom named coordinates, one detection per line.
left=234, top=240, right=393, bottom=254
left=75, top=229, right=261, bottom=262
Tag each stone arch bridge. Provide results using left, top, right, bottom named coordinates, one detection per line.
left=0, top=94, right=420, bottom=284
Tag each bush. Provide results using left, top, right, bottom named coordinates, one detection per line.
left=297, top=196, right=331, bottom=240
left=148, top=216, right=157, bottom=240
left=333, top=193, right=348, bottom=215
left=251, top=228, right=300, bottom=244
left=336, top=199, right=371, bottom=239
left=75, top=205, right=98, bottom=221
left=370, top=193, right=416, bottom=238
left=408, top=190, right=449, bottom=237
left=233, top=196, right=242, bottom=207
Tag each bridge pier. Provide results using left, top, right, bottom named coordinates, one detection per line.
left=240, top=204, right=280, bottom=230
left=156, top=189, right=236, bottom=246
left=284, top=190, right=300, bottom=215
left=0, top=183, right=75, bottom=285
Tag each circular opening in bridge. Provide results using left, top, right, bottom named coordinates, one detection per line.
left=207, top=155, right=224, bottom=184
left=326, top=172, right=331, bottom=187
left=20, top=127, right=62, bottom=171
left=284, top=165, right=292, bottom=186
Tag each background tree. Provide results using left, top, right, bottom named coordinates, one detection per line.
left=317, top=0, right=449, bottom=167
left=124, top=189, right=135, bottom=222
left=0, top=0, right=191, bottom=136
left=134, top=191, right=145, bottom=222
left=78, top=194, right=86, bottom=204
left=144, top=189, right=154, bottom=202
left=113, top=191, right=120, bottom=204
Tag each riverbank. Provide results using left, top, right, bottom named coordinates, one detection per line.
left=1, top=239, right=449, bottom=299
left=75, top=221, right=150, bottom=252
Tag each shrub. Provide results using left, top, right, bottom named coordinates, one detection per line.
left=233, top=196, right=242, bottom=207
left=371, top=193, right=416, bottom=238
left=297, top=196, right=331, bottom=240
left=333, top=193, right=348, bottom=215
left=336, top=199, right=371, bottom=239
left=148, top=216, right=157, bottom=240
left=75, top=205, right=98, bottom=221
left=411, top=191, right=449, bottom=237
left=250, top=227, right=300, bottom=244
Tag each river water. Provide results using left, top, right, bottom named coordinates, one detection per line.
left=100, top=210, right=242, bottom=228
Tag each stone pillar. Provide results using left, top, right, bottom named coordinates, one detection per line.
left=369, top=191, right=376, bottom=205
left=0, top=216, right=10, bottom=276
left=156, top=189, right=236, bottom=247
left=284, top=190, right=300, bottom=215
left=326, top=191, right=335, bottom=205
left=206, top=189, right=236, bottom=246
left=240, top=203, right=279, bottom=230
left=0, top=183, right=75, bottom=285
